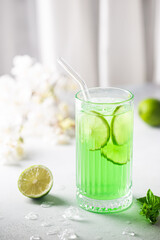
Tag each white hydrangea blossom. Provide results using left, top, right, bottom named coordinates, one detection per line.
left=0, top=125, right=24, bottom=165
left=0, top=55, right=77, bottom=164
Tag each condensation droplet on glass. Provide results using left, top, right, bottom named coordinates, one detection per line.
left=41, top=201, right=54, bottom=208
left=30, top=235, right=41, bottom=240
left=25, top=212, right=39, bottom=220
left=63, top=206, right=83, bottom=221
left=58, top=228, right=78, bottom=240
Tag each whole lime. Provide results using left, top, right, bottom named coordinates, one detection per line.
left=138, top=98, right=160, bottom=126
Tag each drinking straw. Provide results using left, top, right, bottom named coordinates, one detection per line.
left=57, top=57, right=90, bottom=101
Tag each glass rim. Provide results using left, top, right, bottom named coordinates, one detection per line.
left=75, top=87, right=134, bottom=105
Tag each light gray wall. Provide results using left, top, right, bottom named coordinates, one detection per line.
left=0, top=0, right=39, bottom=75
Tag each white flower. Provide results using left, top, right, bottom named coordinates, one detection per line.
left=0, top=75, right=16, bottom=102
left=12, top=55, right=33, bottom=76
left=0, top=55, right=76, bottom=164
left=58, top=117, right=75, bottom=132
left=56, top=134, right=71, bottom=145
left=0, top=133, right=24, bottom=165
left=58, top=102, right=69, bottom=118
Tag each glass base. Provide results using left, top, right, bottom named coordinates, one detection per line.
left=77, top=189, right=132, bottom=213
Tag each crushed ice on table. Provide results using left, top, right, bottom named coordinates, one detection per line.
left=41, top=221, right=54, bottom=227
left=58, top=228, right=78, bottom=240
left=30, top=235, right=41, bottom=240
left=122, top=231, right=135, bottom=236
left=41, top=216, right=55, bottom=227
left=46, top=227, right=61, bottom=236
left=41, top=201, right=54, bottom=208
left=63, top=206, right=83, bottom=221
left=25, top=212, right=39, bottom=220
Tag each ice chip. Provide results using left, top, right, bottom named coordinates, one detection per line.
left=58, top=228, right=78, bottom=240
left=25, top=212, right=38, bottom=220
left=63, top=206, right=82, bottom=221
left=41, top=201, right=54, bottom=208
left=122, top=231, right=135, bottom=236
left=30, top=235, right=41, bottom=240
left=41, top=221, right=54, bottom=227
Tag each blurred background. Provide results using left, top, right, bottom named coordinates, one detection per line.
left=0, top=0, right=160, bottom=87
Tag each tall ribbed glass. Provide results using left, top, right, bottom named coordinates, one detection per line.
left=75, top=88, right=134, bottom=213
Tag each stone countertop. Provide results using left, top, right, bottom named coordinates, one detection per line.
left=0, top=84, right=160, bottom=240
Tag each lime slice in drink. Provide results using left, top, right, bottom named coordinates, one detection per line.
left=80, top=111, right=110, bottom=150
left=101, top=142, right=129, bottom=165
left=111, top=106, right=133, bottom=145
left=18, top=165, right=53, bottom=198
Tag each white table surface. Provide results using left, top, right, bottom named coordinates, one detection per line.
left=0, top=84, right=160, bottom=240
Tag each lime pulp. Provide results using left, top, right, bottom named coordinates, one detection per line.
left=80, top=111, right=110, bottom=150
left=18, top=165, right=53, bottom=198
left=111, top=106, right=133, bottom=146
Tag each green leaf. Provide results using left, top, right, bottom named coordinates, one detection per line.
left=140, top=203, right=159, bottom=224
left=146, top=189, right=155, bottom=204
left=137, top=189, right=160, bottom=224
left=155, top=196, right=160, bottom=205
left=137, top=197, right=146, bottom=204
left=154, top=202, right=160, bottom=211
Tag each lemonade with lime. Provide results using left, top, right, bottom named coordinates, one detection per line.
left=76, top=88, right=134, bottom=213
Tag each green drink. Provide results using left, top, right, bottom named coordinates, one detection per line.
left=75, top=88, right=134, bottom=213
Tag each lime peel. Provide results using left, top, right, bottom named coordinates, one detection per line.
left=101, top=143, right=130, bottom=165
left=80, top=111, right=110, bottom=150
left=18, top=165, right=53, bottom=198
left=111, top=106, right=133, bottom=146
left=138, top=98, right=160, bottom=126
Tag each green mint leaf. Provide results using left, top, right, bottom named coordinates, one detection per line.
left=140, top=203, right=159, bottom=224
left=155, top=196, right=160, bottom=205
left=149, top=211, right=159, bottom=224
left=137, top=189, right=160, bottom=224
left=154, top=202, right=160, bottom=211
left=137, top=197, right=146, bottom=204
left=146, top=189, right=155, bottom=204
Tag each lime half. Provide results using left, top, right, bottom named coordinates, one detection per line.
left=80, top=111, right=110, bottom=150
left=101, top=142, right=130, bottom=165
left=111, top=106, right=133, bottom=145
left=18, top=165, right=53, bottom=198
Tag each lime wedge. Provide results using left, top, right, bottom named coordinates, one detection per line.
left=111, top=106, right=133, bottom=145
left=101, top=142, right=129, bottom=165
left=80, top=111, right=110, bottom=150
left=18, top=165, right=53, bottom=198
